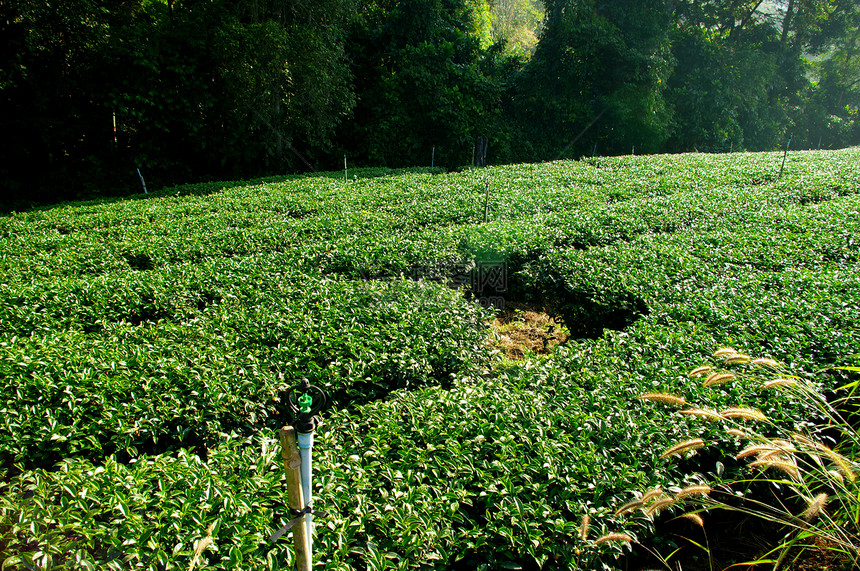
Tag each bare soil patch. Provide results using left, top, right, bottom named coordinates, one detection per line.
left=491, top=301, right=569, bottom=360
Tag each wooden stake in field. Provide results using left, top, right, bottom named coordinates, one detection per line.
left=778, top=136, right=792, bottom=180
left=137, top=167, right=147, bottom=194
left=278, top=426, right=312, bottom=571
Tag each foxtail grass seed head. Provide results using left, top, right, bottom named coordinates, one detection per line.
left=615, top=499, right=644, bottom=517
left=679, top=408, right=724, bottom=421
left=749, top=458, right=800, bottom=480
left=637, top=392, right=687, bottom=406
left=816, top=445, right=857, bottom=484
left=721, top=407, right=768, bottom=422
left=757, top=449, right=794, bottom=463
left=751, top=357, right=781, bottom=369
left=594, top=533, right=633, bottom=546
left=713, top=347, right=737, bottom=358
left=641, top=488, right=664, bottom=503
left=580, top=514, right=590, bottom=541
left=827, top=469, right=845, bottom=484
left=704, top=372, right=736, bottom=387
left=645, top=497, right=676, bottom=516
left=681, top=513, right=704, bottom=527
left=675, top=485, right=711, bottom=500
left=800, top=493, right=829, bottom=522
left=727, top=428, right=748, bottom=439
left=792, top=433, right=816, bottom=448
left=736, top=444, right=778, bottom=460
left=771, top=439, right=796, bottom=450
left=793, top=434, right=857, bottom=483
left=724, top=353, right=751, bottom=365
left=661, top=438, right=707, bottom=459
left=689, top=365, right=714, bottom=378
left=763, top=378, right=799, bottom=389
left=189, top=534, right=215, bottom=571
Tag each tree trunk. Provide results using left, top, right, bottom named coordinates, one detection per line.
left=731, top=0, right=766, bottom=40
left=780, top=0, right=796, bottom=50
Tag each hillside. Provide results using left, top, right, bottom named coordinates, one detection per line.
left=2, top=150, right=859, bottom=569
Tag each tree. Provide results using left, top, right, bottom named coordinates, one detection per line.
left=490, top=0, right=545, bottom=57
left=0, top=0, right=122, bottom=203
left=341, top=0, right=505, bottom=169
left=665, top=2, right=785, bottom=152
left=665, top=0, right=860, bottom=151
left=0, top=0, right=357, bottom=205
left=800, top=5, right=860, bottom=147
left=104, top=0, right=357, bottom=181
left=512, top=0, right=674, bottom=160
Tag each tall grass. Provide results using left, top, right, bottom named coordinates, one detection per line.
left=606, top=349, right=859, bottom=570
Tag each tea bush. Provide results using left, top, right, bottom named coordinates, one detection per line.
left=1, top=149, right=859, bottom=569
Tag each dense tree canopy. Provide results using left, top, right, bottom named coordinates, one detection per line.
left=339, top=0, right=502, bottom=169
left=1, top=0, right=859, bottom=206
left=1, top=0, right=355, bottom=203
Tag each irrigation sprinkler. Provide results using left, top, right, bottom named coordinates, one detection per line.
left=289, top=380, right=326, bottom=554
left=275, top=427, right=312, bottom=571
left=272, top=379, right=327, bottom=568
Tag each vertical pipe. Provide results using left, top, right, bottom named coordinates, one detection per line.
left=279, top=427, right=312, bottom=571
left=344, top=155, right=348, bottom=183
left=297, top=431, right=314, bottom=555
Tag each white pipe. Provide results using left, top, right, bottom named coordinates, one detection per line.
left=297, top=431, right=314, bottom=555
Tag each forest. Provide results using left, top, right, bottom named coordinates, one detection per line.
left=1, top=0, right=859, bottom=206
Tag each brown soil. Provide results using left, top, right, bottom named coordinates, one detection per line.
left=491, top=301, right=569, bottom=360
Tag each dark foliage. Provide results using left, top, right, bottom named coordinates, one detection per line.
left=1, top=0, right=859, bottom=207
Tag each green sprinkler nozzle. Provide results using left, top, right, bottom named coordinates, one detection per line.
left=298, top=393, right=314, bottom=414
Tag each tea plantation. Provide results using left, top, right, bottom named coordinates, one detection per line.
left=2, top=150, right=859, bottom=570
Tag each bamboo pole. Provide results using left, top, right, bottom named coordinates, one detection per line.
left=279, top=426, right=312, bottom=571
